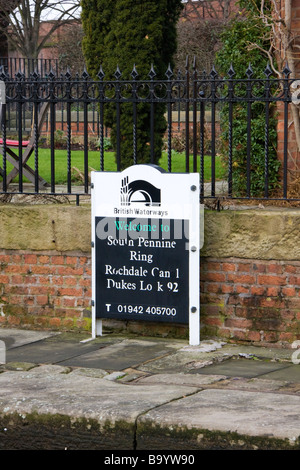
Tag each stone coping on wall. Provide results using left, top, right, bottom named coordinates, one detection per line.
left=0, top=204, right=299, bottom=261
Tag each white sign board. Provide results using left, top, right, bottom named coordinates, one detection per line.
left=91, top=164, right=201, bottom=345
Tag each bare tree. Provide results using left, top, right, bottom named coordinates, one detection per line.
left=56, top=21, right=84, bottom=75
left=175, top=19, right=224, bottom=72
left=175, top=0, right=237, bottom=72
left=181, top=0, right=233, bottom=21
left=0, top=0, right=80, bottom=59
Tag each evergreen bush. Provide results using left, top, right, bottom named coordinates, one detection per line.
left=81, top=0, right=183, bottom=169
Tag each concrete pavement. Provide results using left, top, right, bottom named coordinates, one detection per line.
left=0, top=328, right=299, bottom=450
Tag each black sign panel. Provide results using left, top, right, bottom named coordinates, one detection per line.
left=95, top=217, right=189, bottom=324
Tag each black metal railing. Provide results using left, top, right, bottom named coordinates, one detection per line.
left=0, top=62, right=298, bottom=204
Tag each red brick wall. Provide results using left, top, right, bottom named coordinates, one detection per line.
left=0, top=250, right=91, bottom=331
left=201, top=257, right=300, bottom=346
left=0, top=247, right=299, bottom=346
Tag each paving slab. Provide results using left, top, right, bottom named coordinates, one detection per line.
left=137, top=389, right=300, bottom=448
left=0, top=364, right=199, bottom=450
left=56, top=339, right=175, bottom=370
left=189, top=358, right=291, bottom=379
left=0, top=328, right=57, bottom=349
left=6, top=338, right=112, bottom=365
left=136, top=372, right=226, bottom=387
left=258, top=364, right=300, bottom=383
left=214, top=376, right=289, bottom=393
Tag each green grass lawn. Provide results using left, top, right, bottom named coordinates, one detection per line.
left=0, top=148, right=225, bottom=185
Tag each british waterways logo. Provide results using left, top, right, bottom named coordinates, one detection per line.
left=120, top=176, right=161, bottom=207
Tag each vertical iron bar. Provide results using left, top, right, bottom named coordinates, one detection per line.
left=49, top=74, right=56, bottom=194
left=61, top=98, right=64, bottom=132
left=283, top=99, right=288, bottom=198
left=92, top=91, right=96, bottom=133
left=228, top=70, right=234, bottom=198
left=100, top=99, right=104, bottom=171
left=133, top=100, right=137, bottom=165
left=149, top=66, right=156, bottom=164
left=167, top=99, right=172, bottom=172
left=264, top=99, right=270, bottom=199
left=1, top=103, right=6, bottom=192
left=228, top=98, right=233, bottom=198
left=185, top=57, right=190, bottom=173
left=283, top=66, right=290, bottom=199
left=200, top=96, right=205, bottom=201
left=211, top=101, right=216, bottom=196
left=18, top=96, right=23, bottom=193
left=150, top=100, right=155, bottom=164
left=192, top=59, right=197, bottom=173
left=34, top=100, right=39, bottom=193
left=50, top=100, right=55, bottom=193
left=7, top=99, right=10, bottom=134
left=246, top=100, right=251, bottom=198
left=77, top=100, right=79, bottom=133
left=166, top=65, right=173, bottom=173
left=210, top=71, right=216, bottom=197
left=22, top=93, right=26, bottom=130
left=115, top=67, right=121, bottom=171
left=67, top=98, right=72, bottom=193
left=178, top=84, right=181, bottom=133
left=246, top=66, right=253, bottom=198
left=65, top=71, right=72, bottom=193
left=83, top=95, right=89, bottom=193
left=132, top=73, right=137, bottom=164
left=99, top=73, right=105, bottom=171
left=116, top=97, right=121, bottom=172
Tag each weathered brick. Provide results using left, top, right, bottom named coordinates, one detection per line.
left=258, top=274, right=287, bottom=286
left=0, top=275, right=9, bottom=283
left=227, top=274, right=255, bottom=284
left=36, top=295, right=49, bottom=305
left=250, top=286, right=265, bottom=296
left=38, top=255, right=50, bottom=264
left=24, top=254, right=38, bottom=264
left=282, top=287, right=297, bottom=297
left=237, top=263, right=251, bottom=272
left=225, top=318, right=253, bottom=329
left=51, top=255, right=65, bottom=265
left=266, top=286, right=280, bottom=297
left=202, top=272, right=226, bottom=282
left=252, top=263, right=267, bottom=273
left=222, top=263, right=236, bottom=272
left=268, top=264, right=283, bottom=274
